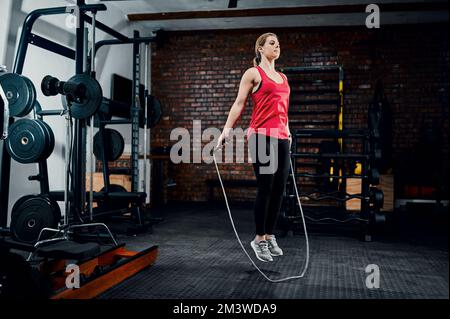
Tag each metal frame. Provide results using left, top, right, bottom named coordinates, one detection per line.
left=0, top=1, right=156, bottom=226
left=282, top=65, right=377, bottom=239
left=90, top=31, right=155, bottom=223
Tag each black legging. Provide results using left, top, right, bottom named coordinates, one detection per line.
left=248, top=133, right=290, bottom=236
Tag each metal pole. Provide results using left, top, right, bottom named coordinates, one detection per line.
left=89, top=12, right=96, bottom=221
left=143, top=43, right=148, bottom=195
left=147, top=43, right=152, bottom=205
left=73, top=0, right=85, bottom=221
left=64, top=112, right=71, bottom=226
left=131, top=31, right=140, bottom=193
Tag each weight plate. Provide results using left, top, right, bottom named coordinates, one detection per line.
left=66, top=74, right=103, bottom=119
left=22, top=75, right=37, bottom=116
left=369, top=187, right=384, bottom=209
left=10, top=195, right=59, bottom=244
left=0, top=73, right=36, bottom=117
left=147, top=95, right=162, bottom=128
left=6, top=119, right=47, bottom=163
left=93, top=128, right=125, bottom=161
left=42, top=194, right=61, bottom=225
left=36, top=120, right=55, bottom=160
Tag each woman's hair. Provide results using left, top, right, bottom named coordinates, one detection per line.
left=252, top=32, right=278, bottom=67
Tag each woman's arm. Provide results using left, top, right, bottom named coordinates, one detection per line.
left=223, top=68, right=255, bottom=129
left=217, top=68, right=256, bottom=148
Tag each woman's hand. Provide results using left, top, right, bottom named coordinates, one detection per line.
left=216, top=128, right=232, bottom=151
left=288, top=133, right=292, bottom=148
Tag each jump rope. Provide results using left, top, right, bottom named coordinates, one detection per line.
left=212, top=140, right=310, bottom=282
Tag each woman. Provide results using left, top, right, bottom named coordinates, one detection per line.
left=216, top=33, right=291, bottom=262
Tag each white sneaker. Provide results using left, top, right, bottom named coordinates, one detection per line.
left=250, top=240, right=273, bottom=262
left=267, top=236, right=283, bottom=256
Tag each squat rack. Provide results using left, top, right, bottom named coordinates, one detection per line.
left=0, top=0, right=156, bottom=225
left=0, top=1, right=159, bottom=299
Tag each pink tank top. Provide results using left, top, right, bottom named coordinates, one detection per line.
left=246, top=65, right=290, bottom=140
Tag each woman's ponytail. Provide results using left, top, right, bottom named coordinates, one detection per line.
left=252, top=52, right=261, bottom=67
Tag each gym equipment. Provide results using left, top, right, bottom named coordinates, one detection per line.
left=284, top=126, right=384, bottom=241
left=39, top=119, right=56, bottom=160
left=10, top=194, right=61, bottom=244
left=96, top=184, right=130, bottom=213
left=6, top=118, right=54, bottom=163
left=0, top=73, right=36, bottom=117
left=318, top=140, right=340, bottom=191
left=368, top=80, right=393, bottom=173
left=146, top=95, right=162, bottom=128
left=1, top=82, right=8, bottom=140
left=0, top=250, right=53, bottom=298
left=89, top=32, right=155, bottom=226
left=283, top=65, right=346, bottom=195
left=0, top=3, right=159, bottom=300
left=41, top=74, right=102, bottom=119
left=213, top=143, right=309, bottom=282
left=99, top=95, right=162, bottom=129
left=369, top=167, right=380, bottom=185
left=369, top=187, right=384, bottom=209
left=93, top=128, right=125, bottom=161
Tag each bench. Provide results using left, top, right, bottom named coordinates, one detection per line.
left=206, top=179, right=257, bottom=201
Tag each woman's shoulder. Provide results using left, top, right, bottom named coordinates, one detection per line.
left=278, top=70, right=288, bottom=82
left=242, top=67, right=261, bottom=80
left=244, top=66, right=260, bottom=75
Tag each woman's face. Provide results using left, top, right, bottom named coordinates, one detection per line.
left=259, top=36, right=280, bottom=60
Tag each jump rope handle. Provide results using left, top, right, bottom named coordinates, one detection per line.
left=213, top=136, right=227, bottom=153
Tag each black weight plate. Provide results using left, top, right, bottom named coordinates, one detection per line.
left=67, top=74, right=103, bottom=119
left=369, top=187, right=384, bottom=209
left=6, top=119, right=47, bottom=163
left=147, top=95, right=162, bottom=128
left=0, top=73, right=35, bottom=117
left=33, top=120, right=50, bottom=162
left=10, top=195, right=35, bottom=219
left=41, top=194, right=61, bottom=225
left=93, top=128, right=125, bottom=161
left=36, top=120, right=55, bottom=160
left=10, top=195, right=58, bottom=244
left=22, top=76, right=37, bottom=116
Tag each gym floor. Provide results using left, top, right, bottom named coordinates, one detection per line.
left=98, top=202, right=448, bottom=299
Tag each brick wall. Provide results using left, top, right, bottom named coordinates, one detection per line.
left=149, top=24, right=449, bottom=202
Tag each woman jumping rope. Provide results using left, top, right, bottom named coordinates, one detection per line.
left=217, top=33, right=291, bottom=262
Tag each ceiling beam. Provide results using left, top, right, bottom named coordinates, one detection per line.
left=127, top=2, right=448, bottom=21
